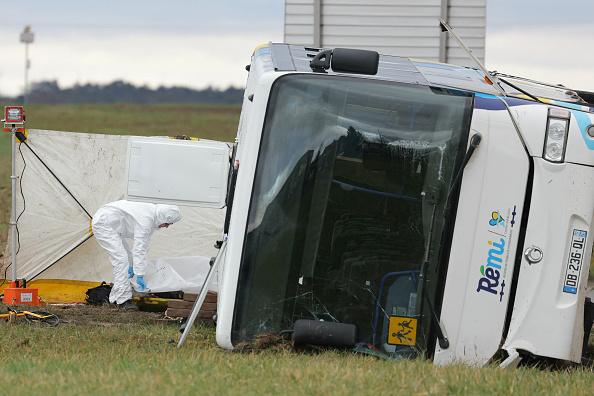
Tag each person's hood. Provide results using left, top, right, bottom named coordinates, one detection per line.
left=154, top=204, right=182, bottom=227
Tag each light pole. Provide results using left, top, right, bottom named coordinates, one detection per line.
left=4, top=107, right=23, bottom=283
left=20, top=26, right=34, bottom=104
left=1, top=107, right=40, bottom=306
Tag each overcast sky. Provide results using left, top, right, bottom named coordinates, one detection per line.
left=1, top=0, right=593, bottom=97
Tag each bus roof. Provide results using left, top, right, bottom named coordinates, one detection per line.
left=265, top=43, right=592, bottom=109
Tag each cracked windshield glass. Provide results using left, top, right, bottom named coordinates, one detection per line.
left=233, top=74, right=472, bottom=357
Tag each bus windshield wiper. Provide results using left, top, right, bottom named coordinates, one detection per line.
left=418, top=133, right=483, bottom=350
left=497, top=77, right=543, bottom=104
left=419, top=202, right=450, bottom=350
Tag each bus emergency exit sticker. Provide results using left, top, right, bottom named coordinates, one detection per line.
left=563, top=229, right=587, bottom=294
left=387, top=316, right=417, bottom=345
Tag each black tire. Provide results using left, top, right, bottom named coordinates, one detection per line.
left=24, top=311, right=59, bottom=327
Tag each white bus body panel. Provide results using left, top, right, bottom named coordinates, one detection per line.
left=564, top=109, right=594, bottom=167
left=502, top=159, right=594, bottom=363
left=500, top=103, right=594, bottom=363
left=506, top=103, right=547, bottom=158
left=433, top=100, right=529, bottom=366
left=215, top=63, right=285, bottom=349
left=509, top=103, right=594, bottom=167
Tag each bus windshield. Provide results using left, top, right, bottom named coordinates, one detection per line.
left=232, top=74, right=473, bottom=358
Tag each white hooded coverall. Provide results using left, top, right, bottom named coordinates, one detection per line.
left=92, top=200, right=182, bottom=304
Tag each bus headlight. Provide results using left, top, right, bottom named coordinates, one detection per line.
left=543, top=108, right=570, bottom=163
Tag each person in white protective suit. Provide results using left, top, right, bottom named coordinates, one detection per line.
left=92, top=200, right=182, bottom=310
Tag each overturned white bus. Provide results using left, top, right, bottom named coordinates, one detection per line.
left=129, top=34, right=594, bottom=367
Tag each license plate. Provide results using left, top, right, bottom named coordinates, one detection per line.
left=563, top=229, right=587, bottom=294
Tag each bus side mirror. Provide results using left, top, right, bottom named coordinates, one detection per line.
left=310, top=48, right=379, bottom=75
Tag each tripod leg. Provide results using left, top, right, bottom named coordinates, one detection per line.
left=178, top=240, right=226, bottom=348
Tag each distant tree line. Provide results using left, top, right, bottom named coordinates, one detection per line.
left=1, top=80, right=244, bottom=104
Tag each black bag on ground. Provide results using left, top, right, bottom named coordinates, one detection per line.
left=85, top=282, right=112, bottom=305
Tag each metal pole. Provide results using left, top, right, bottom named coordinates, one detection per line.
left=24, top=43, right=29, bottom=104
left=178, top=239, right=226, bottom=347
left=20, top=26, right=34, bottom=104
left=313, top=0, right=321, bottom=48
left=439, top=0, right=449, bottom=63
left=10, top=129, right=17, bottom=281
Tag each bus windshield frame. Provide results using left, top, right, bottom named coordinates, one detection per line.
left=232, top=74, right=473, bottom=358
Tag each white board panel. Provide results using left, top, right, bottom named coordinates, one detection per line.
left=125, top=137, right=230, bottom=208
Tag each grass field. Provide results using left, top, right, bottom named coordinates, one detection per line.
left=0, top=305, right=593, bottom=395
left=20, top=103, right=241, bottom=141
left=0, top=103, right=593, bottom=394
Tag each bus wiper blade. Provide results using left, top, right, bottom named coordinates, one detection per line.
left=418, top=134, right=482, bottom=351
left=448, top=133, right=482, bottom=196
left=443, top=133, right=482, bottom=221
left=419, top=204, right=450, bottom=350
left=497, top=77, right=543, bottom=104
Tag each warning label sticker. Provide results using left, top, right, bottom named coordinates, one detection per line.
left=20, top=293, right=33, bottom=302
left=387, top=316, right=417, bottom=346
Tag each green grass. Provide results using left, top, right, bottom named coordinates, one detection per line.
left=1, top=321, right=593, bottom=396
left=13, top=103, right=241, bottom=141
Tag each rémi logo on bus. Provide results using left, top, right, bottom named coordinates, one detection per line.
left=477, top=238, right=505, bottom=296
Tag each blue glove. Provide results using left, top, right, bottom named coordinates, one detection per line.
left=136, top=276, right=146, bottom=292
left=128, top=267, right=134, bottom=279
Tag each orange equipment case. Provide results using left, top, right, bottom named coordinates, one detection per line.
left=2, top=280, right=40, bottom=306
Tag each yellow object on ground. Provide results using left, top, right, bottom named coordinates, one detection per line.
left=1, top=279, right=102, bottom=304
left=132, top=296, right=170, bottom=312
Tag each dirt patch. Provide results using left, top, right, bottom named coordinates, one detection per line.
left=3, top=303, right=167, bottom=327
left=233, top=331, right=295, bottom=353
